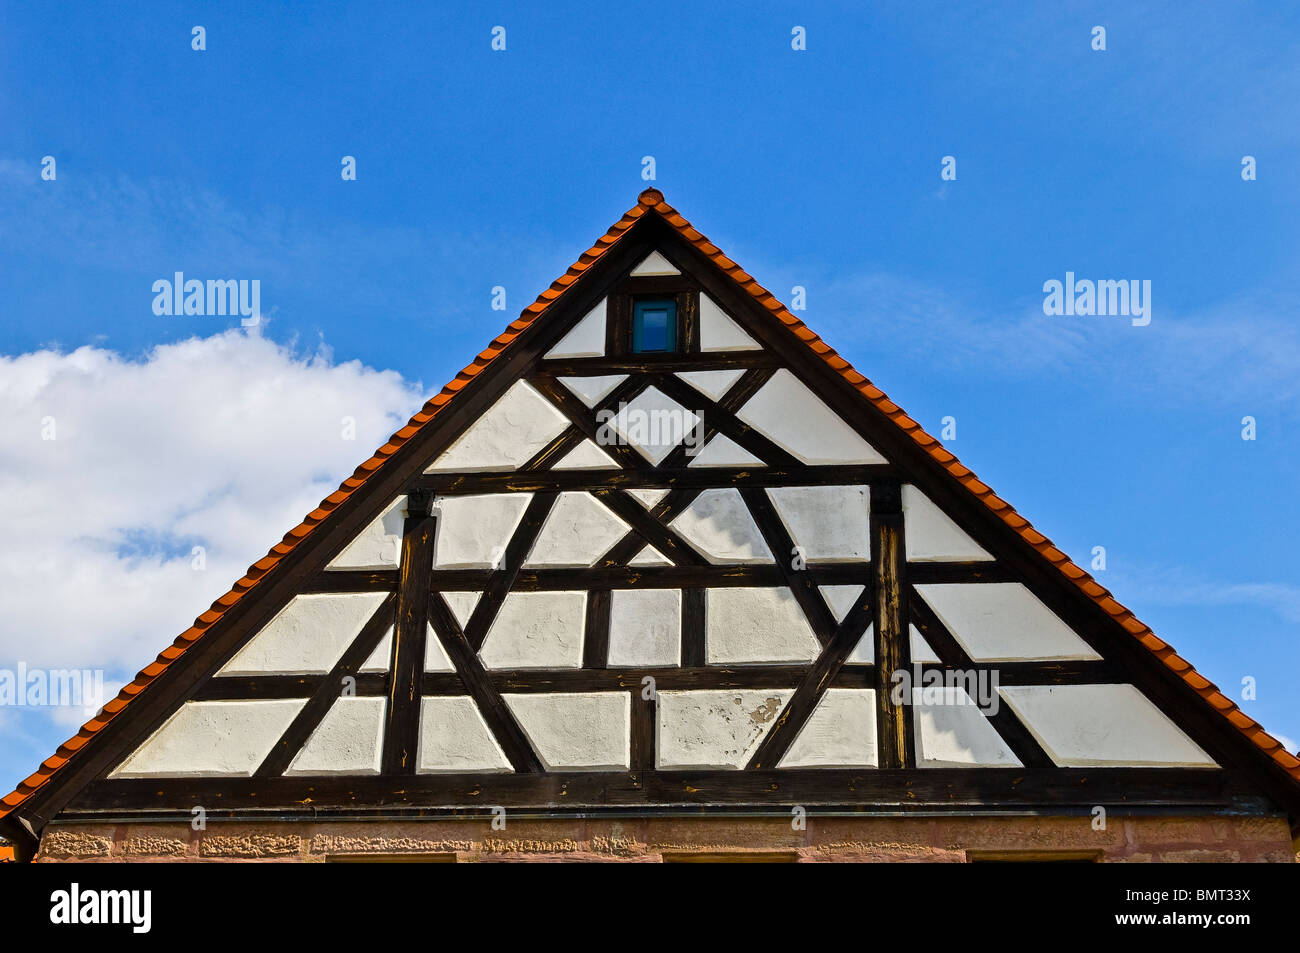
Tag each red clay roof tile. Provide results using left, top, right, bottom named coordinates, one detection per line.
left=2, top=188, right=1297, bottom=820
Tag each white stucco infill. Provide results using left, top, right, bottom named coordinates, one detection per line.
left=424, top=622, right=456, bottom=673
left=699, top=294, right=763, bottom=351
left=218, top=592, right=389, bottom=676
left=629, top=544, right=672, bottom=566
left=915, top=583, right=1101, bottom=662
left=544, top=298, right=607, bottom=358
left=687, top=434, right=764, bottom=467
left=626, top=488, right=668, bottom=509
left=554, top=439, right=618, bottom=470
left=417, top=696, right=513, bottom=774
left=902, top=485, right=993, bottom=562
left=999, top=684, right=1217, bottom=767
left=600, top=385, right=700, bottom=465
left=326, top=496, right=405, bottom=570
left=478, top=591, right=586, bottom=670
left=359, top=627, right=394, bottom=673
left=433, top=493, right=532, bottom=569
left=912, top=688, right=1022, bottom=768
left=736, top=369, right=887, bottom=465
left=285, top=696, right=386, bottom=776
left=669, top=488, right=772, bottom=564
left=503, top=692, right=630, bottom=770
left=607, top=589, right=681, bottom=667
left=426, top=381, right=570, bottom=472
left=676, top=368, right=746, bottom=402
left=819, top=584, right=865, bottom=623
left=524, top=492, right=630, bottom=567
left=778, top=689, right=879, bottom=768
left=843, top=624, right=941, bottom=665
left=629, top=250, right=680, bottom=276
left=657, top=689, right=794, bottom=769
left=705, top=587, right=820, bottom=664
left=558, top=374, right=626, bottom=407
left=109, top=699, right=306, bottom=778
left=767, top=485, right=870, bottom=561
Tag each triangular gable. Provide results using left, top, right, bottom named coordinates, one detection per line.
left=5, top=189, right=1299, bottom=841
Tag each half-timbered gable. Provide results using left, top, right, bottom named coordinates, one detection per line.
left=4, top=190, right=1298, bottom=862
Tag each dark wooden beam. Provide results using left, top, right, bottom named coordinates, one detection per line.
left=461, top=492, right=558, bottom=652
left=255, top=593, right=396, bottom=776
left=590, top=489, right=708, bottom=566
left=426, top=592, right=542, bottom=773
left=871, top=481, right=914, bottom=770
left=68, top=767, right=1244, bottom=815
left=409, top=464, right=901, bottom=495
left=382, top=491, right=436, bottom=775
left=539, top=352, right=777, bottom=375
left=748, top=586, right=873, bottom=769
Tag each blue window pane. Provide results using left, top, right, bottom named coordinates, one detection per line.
left=633, top=299, right=677, bottom=352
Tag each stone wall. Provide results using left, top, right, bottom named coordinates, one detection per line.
left=33, top=814, right=1295, bottom=862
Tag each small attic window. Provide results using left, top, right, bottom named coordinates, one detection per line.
left=632, top=298, right=677, bottom=353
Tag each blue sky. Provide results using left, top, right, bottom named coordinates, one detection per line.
left=2, top=2, right=1299, bottom=791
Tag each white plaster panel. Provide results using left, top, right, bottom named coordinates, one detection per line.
left=554, top=439, right=619, bottom=470
left=629, top=545, right=672, bottom=566
left=417, top=696, right=513, bottom=774
left=699, top=294, right=762, bottom=351
left=479, top=591, right=586, bottom=670
left=559, top=374, right=626, bottom=407
left=503, top=692, right=630, bottom=770
left=441, top=591, right=482, bottom=629
left=999, top=684, right=1217, bottom=767
left=525, top=492, right=630, bottom=567
left=327, top=496, right=405, bottom=570
left=427, top=381, right=570, bottom=472
left=608, top=589, right=681, bottom=667
left=778, top=689, right=879, bottom=768
left=605, top=386, right=700, bottom=465
left=219, top=592, right=388, bottom=676
left=109, top=699, right=305, bottom=778
left=545, top=299, right=606, bottom=358
left=705, top=587, right=820, bottom=664
left=846, top=624, right=874, bottom=664
left=687, top=434, right=764, bottom=468
left=669, top=488, right=772, bottom=564
left=629, top=250, right=680, bottom=276
left=433, top=493, right=532, bottom=569
left=424, top=622, right=456, bottom=673
left=657, top=689, right=793, bottom=769
left=915, top=583, right=1101, bottom=662
left=285, top=696, right=385, bottom=776
left=359, top=627, right=393, bottom=673
left=844, top=624, right=936, bottom=665
left=819, top=585, right=865, bottom=623
left=913, top=688, right=1022, bottom=768
left=676, top=369, right=746, bottom=402
left=736, top=369, right=887, bottom=464
left=627, top=488, right=668, bottom=509
left=768, top=485, right=870, bottom=561
left=911, top=626, right=941, bottom=664
left=903, top=485, right=993, bottom=562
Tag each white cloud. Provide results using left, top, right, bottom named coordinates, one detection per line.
left=0, top=328, right=424, bottom=690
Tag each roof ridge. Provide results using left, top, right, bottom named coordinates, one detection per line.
left=3, top=188, right=1296, bottom=822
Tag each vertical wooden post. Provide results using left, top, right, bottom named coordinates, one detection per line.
left=872, top=481, right=914, bottom=769
left=383, top=488, right=436, bottom=775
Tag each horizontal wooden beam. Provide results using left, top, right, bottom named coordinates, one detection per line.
left=537, top=352, right=778, bottom=375
left=67, top=767, right=1242, bottom=815
left=409, top=464, right=902, bottom=495
left=305, top=562, right=1009, bottom=593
